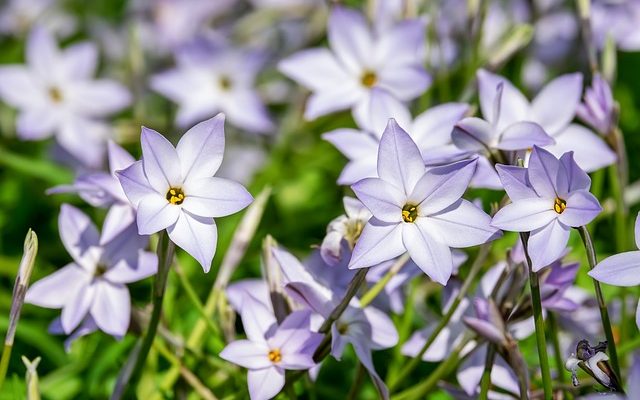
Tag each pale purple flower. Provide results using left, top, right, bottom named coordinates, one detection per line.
left=273, top=246, right=397, bottom=400
left=25, top=204, right=157, bottom=337
left=348, top=119, right=499, bottom=285
left=151, top=45, right=273, bottom=133
left=116, top=114, right=253, bottom=272
left=220, top=303, right=322, bottom=400
left=452, top=83, right=554, bottom=154
left=0, top=0, right=76, bottom=37
left=48, top=316, right=101, bottom=353
left=320, top=197, right=371, bottom=266
left=477, top=69, right=616, bottom=172
left=492, top=146, right=602, bottom=270
left=0, top=27, right=131, bottom=167
left=589, top=212, right=640, bottom=329
left=577, top=74, right=616, bottom=135
left=592, top=1, right=640, bottom=51
left=48, top=141, right=137, bottom=245
left=278, top=6, right=431, bottom=132
left=323, top=102, right=469, bottom=185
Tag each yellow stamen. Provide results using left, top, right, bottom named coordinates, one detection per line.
left=166, top=187, right=185, bottom=205
left=95, top=264, right=108, bottom=277
left=360, top=70, right=377, bottom=88
left=402, top=204, right=418, bottom=223
left=554, top=197, right=567, bottom=214
left=219, top=75, right=232, bottom=91
left=268, top=348, right=282, bottom=363
left=48, top=87, right=63, bottom=103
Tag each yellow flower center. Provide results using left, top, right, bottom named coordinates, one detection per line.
left=95, top=264, right=108, bottom=277
left=166, top=187, right=185, bottom=205
left=268, top=348, right=282, bottom=363
left=219, top=75, right=232, bottom=91
left=360, top=70, right=377, bottom=88
left=554, top=197, right=567, bottom=214
left=402, top=204, right=418, bottom=223
left=49, top=86, right=63, bottom=103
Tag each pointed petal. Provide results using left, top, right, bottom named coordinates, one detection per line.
left=278, top=48, right=351, bottom=92
left=377, top=119, right=426, bottom=195
left=16, top=108, right=58, bottom=139
left=61, top=42, right=98, bottom=79
left=377, top=66, right=431, bottom=101
left=351, top=177, right=404, bottom=223
left=69, top=80, right=131, bottom=117
left=247, top=366, right=285, bottom=400
left=220, top=340, right=272, bottom=369
left=403, top=221, right=452, bottom=285
left=25, top=263, right=90, bottom=308
left=167, top=211, right=217, bottom=272
left=107, top=141, right=136, bottom=176
left=140, top=127, right=182, bottom=192
left=412, top=102, right=469, bottom=150
left=61, top=283, right=96, bottom=334
left=327, top=7, right=372, bottom=74
left=588, top=250, right=640, bottom=287
left=495, top=164, right=537, bottom=201
left=412, top=158, right=477, bottom=214
left=531, top=73, right=583, bottom=135
left=100, top=204, right=135, bottom=245
left=496, top=121, right=554, bottom=151
left=527, top=146, right=562, bottom=198
left=451, top=117, right=494, bottom=152
left=104, top=250, right=158, bottom=284
left=427, top=199, right=500, bottom=248
left=116, top=160, right=157, bottom=207
left=477, top=69, right=529, bottom=129
left=545, top=124, right=616, bottom=172
left=558, top=190, right=602, bottom=227
left=352, top=341, right=389, bottom=400
left=59, top=204, right=101, bottom=270
left=181, top=177, right=253, bottom=218
left=176, top=113, right=226, bottom=181
left=352, top=88, right=412, bottom=136
left=363, top=307, right=399, bottom=349
left=304, top=85, right=361, bottom=120
left=559, top=151, right=591, bottom=193
left=0, top=66, right=43, bottom=108
left=527, top=219, right=570, bottom=271
left=26, top=26, right=59, bottom=78
left=348, top=218, right=405, bottom=269
left=491, top=198, right=557, bottom=232
left=238, top=296, right=277, bottom=343
left=136, top=193, right=180, bottom=235
left=90, top=280, right=131, bottom=336
left=635, top=213, right=640, bottom=249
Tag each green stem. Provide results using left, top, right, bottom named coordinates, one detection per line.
left=0, top=344, right=11, bottom=391
left=478, top=345, right=496, bottom=400
left=577, top=226, right=621, bottom=379
left=346, top=362, right=366, bottom=400
left=112, top=231, right=175, bottom=400
left=360, top=254, right=410, bottom=307
left=609, top=164, right=627, bottom=252
left=389, top=243, right=491, bottom=391
left=519, top=232, right=552, bottom=400
left=547, top=313, right=573, bottom=399
left=318, top=268, right=368, bottom=334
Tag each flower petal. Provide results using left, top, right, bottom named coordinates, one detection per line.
left=403, top=221, right=452, bottom=285
left=104, top=250, right=157, bottom=284
left=496, top=121, right=554, bottom=151
left=176, top=113, right=226, bottom=181
left=491, top=198, right=556, bottom=232
left=140, top=127, right=182, bottom=192
left=25, top=263, right=89, bottom=308
left=220, top=340, right=272, bottom=369
left=351, top=177, right=404, bottom=223
left=61, top=42, right=98, bottom=79
left=0, top=66, right=43, bottom=108
left=167, top=211, right=217, bottom=272
left=90, top=280, right=131, bottom=337
left=278, top=48, right=351, bottom=92
left=427, top=199, right=500, bottom=248
left=181, top=177, right=253, bottom=218
left=247, top=366, right=285, bottom=400
left=527, top=146, right=562, bottom=198
left=527, top=219, right=570, bottom=271
left=377, top=119, right=425, bottom=196
left=531, top=73, right=583, bottom=135
left=59, top=204, right=101, bottom=270
left=451, top=117, right=494, bottom=152
left=327, top=6, right=372, bottom=74
left=61, top=283, right=96, bottom=334
left=495, top=164, right=537, bottom=201
left=588, top=250, right=640, bottom=287
left=116, top=160, right=157, bottom=207
left=545, top=124, right=616, bottom=172
left=559, top=151, right=591, bottom=193
left=412, top=158, right=477, bottom=214
left=477, top=69, right=529, bottom=129
left=348, top=218, right=405, bottom=269
left=100, top=204, right=135, bottom=245
left=136, top=193, right=180, bottom=235
left=352, top=88, right=412, bottom=136
left=559, top=190, right=602, bottom=227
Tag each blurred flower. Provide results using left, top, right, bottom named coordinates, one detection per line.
left=48, top=141, right=137, bottom=245
left=0, top=0, right=76, bottom=38
left=492, top=146, right=602, bottom=270
left=220, top=304, right=322, bottom=400
left=592, top=0, right=640, bottom=52
left=278, top=6, right=431, bottom=132
left=577, top=74, right=616, bottom=135
left=477, top=69, right=616, bottom=172
left=323, top=102, right=470, bottom=185
left=589, top=212, right=640, bottom=329
left=452, top=83, right=553, bottom=154
left=151, top=45, right=274, bottom=133
left=116, top=114, right=253, bottom=271
left=0, top=27, right=131, bottom=168
left=320, top=197, right=371, bottom=266
left=348, top=120, right=499, bottom=284
left=540, top=260, right=580, bottom=312
left=25, top=205, right=157, bottom=337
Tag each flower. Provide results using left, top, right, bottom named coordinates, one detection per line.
left=477, top=69, right=616, bottom=172
left=151, top=45, right=274, bottom=133
left=589, top=212, right=640, bottom=329
left=491, top=146, right=602, bottom=270
left=577, top=73, right=616, bottom=135
left=278, top=6, right=431, bottom=132
left=348, top=119, right=499, bottom=285
left=48, top=141, right=137, bottom=245
left=320, top=196, right=371, bottom=266
left=0, top=26, right=131, bottom=167
left=25, top=204, right=157, bottom=337
left=220, top=302, right=322, bottom=400
left=116, top=114, right=253, bottom=272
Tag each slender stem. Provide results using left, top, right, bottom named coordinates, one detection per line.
left=547, top=313, right=573, bottom=400
left=0, top=344, right=11, bottom=391
left=519, top=232, right=552, bottom=400
left=112, top=231, right=175, bottom=399
left=318, top=268, right=368, bottom=334
left=577, top=225, right=621, bottom=379
left=346, top=362, right=366, bottom=400
left=389, top=243, right=491, bottom=391
left=360, top=254, right=410, bottom=308
left=479, top=345, right=496, bottom=400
